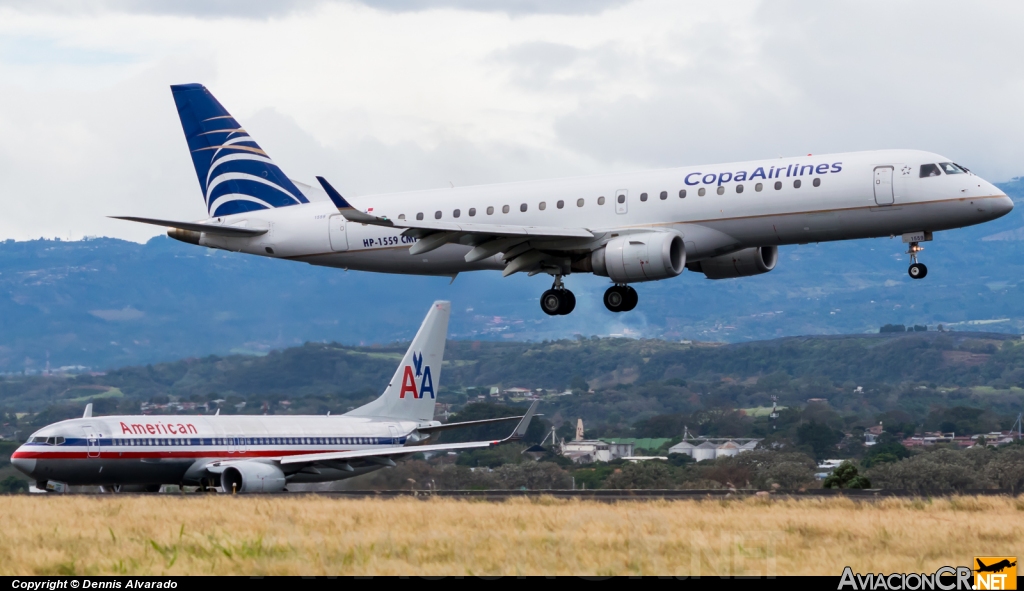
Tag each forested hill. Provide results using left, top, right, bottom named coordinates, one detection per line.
left=3, top=180, right=1024, bottom=372
left=3, top=331, right=1023, bottom=430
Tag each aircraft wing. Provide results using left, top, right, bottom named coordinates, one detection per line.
left=415, top=412, right=541, bottom=435
left=277, top=401, right=538, bottom=468
left=316, top=176, right=595, bottom=275
left=110, top=216, right=268, bottom=237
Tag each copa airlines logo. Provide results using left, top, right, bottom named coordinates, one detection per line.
left=190, top=116, right=308, bottom=217
left=399, top=351, right=435, bottom=399
left=684, top=161, right=843, bottom=187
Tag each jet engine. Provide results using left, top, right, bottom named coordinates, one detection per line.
left=220, top=462, right=287, bottom=493
left=588, top=231, right=686, bottom=283
left=688, top=246, right=778, bottom=279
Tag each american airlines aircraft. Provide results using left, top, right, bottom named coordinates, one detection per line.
left=116, top=84, right=1014, bottom=315
left=11, top=302, right=538, bottom=493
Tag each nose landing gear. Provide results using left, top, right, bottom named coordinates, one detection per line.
left=540, top=275, right=576, bottom=316
left=603, top=284, right=638, bottom=313
left=907, top=242, right=927, bottom=279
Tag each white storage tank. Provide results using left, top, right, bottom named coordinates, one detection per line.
left=692, top=441, right=718, bottom=462
left=716, top=440, right=740, bottom=458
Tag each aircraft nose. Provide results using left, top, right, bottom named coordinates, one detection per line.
left=10, top=452, right=37, bottom=477
left=994, top=195, right=1015, bottom=218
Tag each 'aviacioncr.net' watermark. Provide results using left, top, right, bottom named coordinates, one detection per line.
left=839, top=557, right=1017, bottom=591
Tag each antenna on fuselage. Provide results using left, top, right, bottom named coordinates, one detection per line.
left=215, top=409, right=220, bottom=415
left=83, top=403, right=93, bottom=418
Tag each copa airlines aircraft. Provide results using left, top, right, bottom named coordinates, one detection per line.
left=116, top=84, right=1014, bottom=315
left=11, top=302, right=537, bottom=493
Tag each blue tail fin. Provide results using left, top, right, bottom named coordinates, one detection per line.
left=170, top=84, right=308, bottom=218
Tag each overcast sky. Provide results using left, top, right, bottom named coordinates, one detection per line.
left=0, top=0, right=1022, bottom=241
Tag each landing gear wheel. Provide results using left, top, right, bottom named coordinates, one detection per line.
left=908, top=263, right=928, bottom=279
left=540, top=289, right=562, bottom=316
left=622, top=286, right=638, bottom=311
left=558, top=290, right=576, bottom=315
left=604, top=286, right=628, bottom=312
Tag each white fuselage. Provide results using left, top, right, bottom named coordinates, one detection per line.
left=195, top=149, right=1011, bottom=276
left=12, top=414, right=434, bottom=486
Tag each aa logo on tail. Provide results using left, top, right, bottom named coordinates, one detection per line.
left=400, top=352, right=434, bottom=399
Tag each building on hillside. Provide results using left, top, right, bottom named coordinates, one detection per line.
left=865, top=423, right=884, bottom=446
left=503, top=387, right=533, bottom=398
left=603, top=438, right=672, bottom=454
left=815, top=459, right=845, bottom=480
left=561, top=439, right=636, bottom=464
left=903, top=431, right=1014, bottom=448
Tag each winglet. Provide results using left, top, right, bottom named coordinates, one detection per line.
left=504, top=401, right=539, bottom=442
left=83, top=403, right=93, bottom=419
left=315, top=176, right=394, bottom=227
left=315, top=175, right=354, bottom=209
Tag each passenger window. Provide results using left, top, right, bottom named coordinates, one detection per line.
left=812, top=178, right=821, bottom=187
left=434, top=211, right=442, bottom=219
left=679, top=189, right=686, bottom=198
left=469, top=208, right=476, bottom=216
left=698, top=188, right=706, bottom=196
left=774, top=181, right=782, bottom=190
left=755, top=183, right=763, bottom=192
left=453, top=209, right=460, bottom=218
left=598, top=196, right=605, bottom=205
left=416, top=213, right=424, bottom=220
left=539, top=202, right=546, bottom=210
left=557, top=200, right=564, bottom=209
left=577, top=198, right=585, bottom=207
left=502, top=205, right=510, bottom=214
left=793, top=180, right=802, bottom=189
left=398, top=214, right=405, bottom=220
left=617, top=194, right=625, bottom=204
left=660, top=191, right=667, bottom=200
left=920, top=164, right=942, bottom=177
left=487, top=206, right=494, bottom=215
left=939, top=162, right=965, bottom=175
left=640, top=192, right=648, bottom=202
left=716, top=186, right=725, bottom=195
left=520, top=203, right=527, bottom=212
left=736, top=185, right=744, bottom=194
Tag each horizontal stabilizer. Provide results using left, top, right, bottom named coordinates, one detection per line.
left=110, top=216, right=268, bottom=237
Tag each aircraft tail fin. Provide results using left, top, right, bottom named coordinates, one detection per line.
left=170, top=83, right=308, bottom=218
left=345, top=301, right=450, bottom=422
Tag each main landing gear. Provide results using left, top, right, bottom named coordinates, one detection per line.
left=540, top=276, right=576, bottom=316
left=907, top=242, right=928, bottom=280
left=603, top=284, right=638, bottom=313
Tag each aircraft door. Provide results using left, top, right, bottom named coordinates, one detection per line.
left=874, top=166, right=894, bottom=205
left=328, top=215, right=349, bottom=252
left=615, top=189, right=628, bottom=214
left=388, top=424, right=400, bottom=443
left=82, top=426, right=100, bottom=458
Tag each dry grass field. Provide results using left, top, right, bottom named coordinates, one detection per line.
left=1, top=495, right=1022, bottom=576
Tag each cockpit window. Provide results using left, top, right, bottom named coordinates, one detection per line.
left=30, top=436, right=46, bottom=443
left=939, top=162, right=966, bottom=175
left=920, top=164, right=942, bottom=178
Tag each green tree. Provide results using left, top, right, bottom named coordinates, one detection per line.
left=603, top=461, right=679, bottom=489
left=822, top=461, right=871, bottom=489
left=0, top=475, right=28, bottom=494
left=797, top=421, right=843, bottom=460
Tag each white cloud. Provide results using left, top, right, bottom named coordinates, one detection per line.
left=0, top=0, right=1022, bottom=241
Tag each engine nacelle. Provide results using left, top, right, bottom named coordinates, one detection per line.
left=589, top=231, right=686, bottom=283
left=220, top=462, right=287, bottom=493
left=688, top=246, right=778, bottom=279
